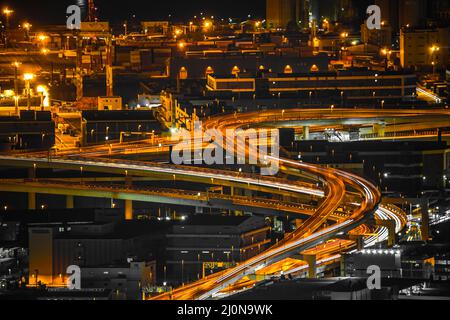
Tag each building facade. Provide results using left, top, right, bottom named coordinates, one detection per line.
left=207, top=70, right=417, bottom=101
left=266, top=0, right=297, bottom=29
left=400, top=27, right=450, bottom=70
left=166, top=215, right=270, bottom=285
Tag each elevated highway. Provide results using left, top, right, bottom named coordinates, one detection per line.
left=1, top=108, right=439, bottom=299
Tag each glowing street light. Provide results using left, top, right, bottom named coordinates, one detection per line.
left=23, top=73, right=35, bottom=81
left=174, top=28, right=183, bottom=38
left=430, top=46, right=440, bottom=75
left=23, top=73, right=35, bottom=110
left=203, top=20, right=212, bottom=31
left=123, top=22, right=128, bottom=36
left=12, top=61, right=21, bottom=114
left=23, top=22, right=32, bottom=40
left=36, top=85, right=50, bottom=109
left=3, top=7, right=13, bottom=16
left=37, top=34, right=48, bottom=42
left=3, top=7, right=14, bottom=47
left=430, top=45, right=440, bottom=53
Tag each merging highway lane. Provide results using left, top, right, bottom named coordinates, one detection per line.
left=1, top=108, right=441, bottom=299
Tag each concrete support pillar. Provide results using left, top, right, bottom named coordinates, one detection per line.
left=195, top=207, right=204, bottom=214
left=125, top=176, right=133, bottom=220
left=356, top=235, right=364, bottom=251
left=66, top=195, right=74, bottom=209
left=80, top=120, right=87, bottom=147
left=303, top=126, right=310, bottom=140
left=28, top=192, right=36, bottom=210
left=28, top=167, right=36, bottom=210
left=350, top=235, right=364, bottom=251
left=386, top=220, right=396, bottom=248
left=373, top=123, right=386, bottom=137
left=373, top=220, right=396, bottom=247
left=340, top=256, right=346, bottom=277
left=125, top=200, right=133, bottom=220
left=303, top=254, right=316, bottom=279
left=421, top=203, right=429, bottom=242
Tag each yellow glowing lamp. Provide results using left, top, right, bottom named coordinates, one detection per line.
left=3, top=89, right=14, bottom=97
left=38, top=34, right=48, bottom=42
left=3, top=8, right=13, bottom=16
left=23, top=73, right=35, bottom=81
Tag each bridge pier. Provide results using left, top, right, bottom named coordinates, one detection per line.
left=373, top=123, right=386, bottom=137
left=28, top=193, right=36, bottom=210
left=349, top=235, right=364, bottom=251
left=303, top=126, right=310, bottom=140
left=376, top=220, right=396, bottom=247
left=28, top=167, right=36, bottom=210
left=421, top=204, right=430, bottom=241
left=302, top=254, right=316, bottom=279
left=195, top=207, right=204, bottom=214
left=66, top=195, right=74, bottom=209
left=125, top=176, right=133, bottom=220
left=340, top=256, right=346, bottom=277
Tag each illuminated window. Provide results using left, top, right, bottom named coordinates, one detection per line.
left=231, top=66, right=240, bottom=76
left=310, top=64, right=319, bottom=72
left=284, top=65, right=293, bottom=74
left=179, top=67, right=188, bottom=79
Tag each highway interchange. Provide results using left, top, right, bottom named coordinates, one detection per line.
left=1, top=108, right=450, bottom=299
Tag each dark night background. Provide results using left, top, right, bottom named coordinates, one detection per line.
left=3, top=0, right=267, bottom=25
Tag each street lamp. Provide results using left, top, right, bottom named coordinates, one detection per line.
left=38, top=34, right=48, bottom=42
left=381, top=48, right=392, bottom=69
left=36, top=85, right=49, bottom=110
left=174, top=28, right=182, bottom=38
left=203, top=20, right=212, bottom=32
left=23, top=73, right=35, bottom=110
left=3, top=7, right=13, bottom=47
left=23, top=22, right=32, bottom=40
left=12, top=61, right=21, bottom=114
left=37, top=33, right=48, bottom=49
left=123, top=22, right=128, bottom=36
left=430, top=46, right=440, bottom=75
